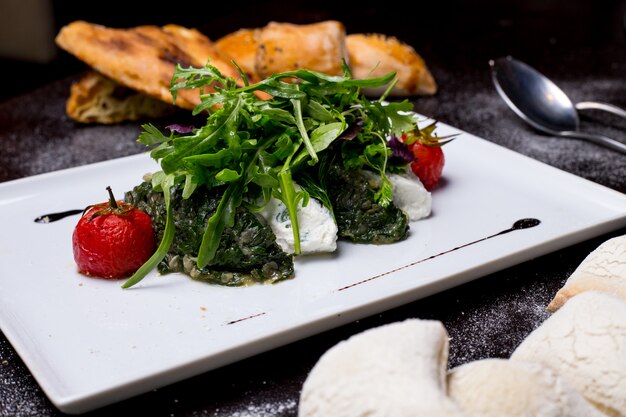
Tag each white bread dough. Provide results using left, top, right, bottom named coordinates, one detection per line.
left=512, top=291, right=626, bottom=417
left=448, top=358, right=606, bottom=417
left=298, top=319, right=464, bottom=417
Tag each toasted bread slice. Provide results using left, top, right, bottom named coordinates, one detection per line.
left=215, top=28, right=259, bottom=83
left=254, top=21, right=348, bottom=79
left=66, top=71, right=176, bottom=124
left=55, top=21, right=238, bottom=110
left=346, top=33, right=437, bottom=96
left=216, top=24, right=436, bottom=97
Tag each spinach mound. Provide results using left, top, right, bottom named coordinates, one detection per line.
left=325, top=164, right=409, bottom=244
left=126, top=182, right=293, bottom=286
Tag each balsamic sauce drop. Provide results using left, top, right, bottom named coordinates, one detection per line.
left=338, top=218, right=541, bottom=291
left=34, top=209, right=83, bottom=224
left=512, top=218, right=542, bottom=230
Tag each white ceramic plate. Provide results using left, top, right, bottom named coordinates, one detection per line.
left=1, top=121, right=626, bottom=414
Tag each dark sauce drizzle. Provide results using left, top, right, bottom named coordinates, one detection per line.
left=34, top=209, right=83, bottom=224
left=226, top=312, right=266, bottom=325
left=338, top=218, right=541, bottom=291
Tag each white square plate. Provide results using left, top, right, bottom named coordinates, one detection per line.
left=1, top=121, right=625, bottom=413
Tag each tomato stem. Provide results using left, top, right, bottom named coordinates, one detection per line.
left=106, top=186, right=119, bottom=209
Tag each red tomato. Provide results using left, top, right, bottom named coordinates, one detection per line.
left=72, top=187, right=155, bottom=279
left=409, top=142, right=445, bottom=191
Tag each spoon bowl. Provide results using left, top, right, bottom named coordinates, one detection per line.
left=489, top=56, right=626, bottom=154
left=490, top=57, right=579, bottom=134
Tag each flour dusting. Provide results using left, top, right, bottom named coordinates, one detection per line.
left=211, top=398, right=297, bottom=417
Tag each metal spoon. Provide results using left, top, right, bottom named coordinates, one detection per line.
left=489, top=56, right=626, bottom=154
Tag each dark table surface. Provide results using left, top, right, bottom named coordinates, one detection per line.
left=1, top=1, right=626, bottom=416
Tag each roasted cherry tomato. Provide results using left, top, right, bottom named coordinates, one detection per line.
left=72, top=187, right=155, bottom=279
left=408, top=142, right=445, bottom=191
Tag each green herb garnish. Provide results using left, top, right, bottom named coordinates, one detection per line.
left=123, top=61, right=418, bottom=288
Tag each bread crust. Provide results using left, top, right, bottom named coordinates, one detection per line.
left=66, top=71, right=176, bottom=124
left=254, top=21, right=348, bottom=79
left=216, top=24, right=437, bottom=97
left=55, top=21, right=237, bottom=110
left=347, top=33, right=437, bottom=96
left=215, top=28, right=259, bottom=83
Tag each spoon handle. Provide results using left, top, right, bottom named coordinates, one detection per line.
left=575, top=101, right=626, bottom=120
left=558, top=130, right=626, bottom=154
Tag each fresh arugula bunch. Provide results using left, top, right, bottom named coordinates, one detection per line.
left=122, top=61, right=418, bottom=288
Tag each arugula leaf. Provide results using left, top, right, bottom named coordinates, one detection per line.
left=121, top=202, right=175, bottom=288
left=215, top=168, right=241, bottom=182
left=383, top=101, right=417, bottom=135
left=310, top=122, right=346, bottom=152
left=291, top=98, right=318, bottom=163
left=182, top=173, right=198, bottom=199
left=305, top=101, right=337, bottom=122
left=183, top=149, right=232, bottom=167
left=121, top=178, right=176, bottom=288
left=197, top=181, right=240, bottom=268
left=277, top=168, right=302, bottom=254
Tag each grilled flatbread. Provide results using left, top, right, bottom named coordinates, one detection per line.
left=56, top=21, right=238, bottom=110
left=346, top=33, right=437, bottom=96
left=215, top=28, right=259, bottom=83
left=215, top=23, right=437, bottom=97
left=254, top=21, right=348, bottom=79
left=215, top=21, right=348, bottom=83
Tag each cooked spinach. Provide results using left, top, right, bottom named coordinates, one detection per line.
left=325, top=163, right=409, bottom=244
left=127, top=182, right=293, bottom=286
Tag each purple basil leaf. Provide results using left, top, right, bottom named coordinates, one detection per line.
left=165, top=124, right=195, bottom=134
left=338, top=119, right=364, bottom=141
left=388, top=134, right=414, bottom=163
